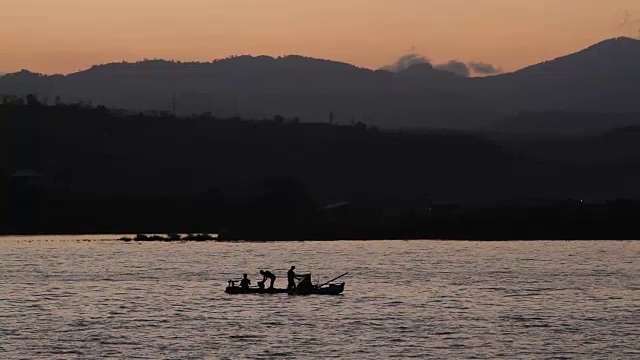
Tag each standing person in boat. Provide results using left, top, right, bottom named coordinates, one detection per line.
left=240, top=274, right=251, bottom=289
left=287, top=266, right=302, bottom=290
left=260, top=270, right=277, bottom=289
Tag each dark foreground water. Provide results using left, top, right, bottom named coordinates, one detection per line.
left=0, top=237, right=638, bottom=359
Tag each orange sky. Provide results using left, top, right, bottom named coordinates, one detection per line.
left=2, top=0, right=640, bottom=74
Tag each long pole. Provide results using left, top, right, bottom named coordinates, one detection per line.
left=318, top=272, right=349, bottom=288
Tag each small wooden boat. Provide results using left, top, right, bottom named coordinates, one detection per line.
left=225, top=272, right=347, bottom=295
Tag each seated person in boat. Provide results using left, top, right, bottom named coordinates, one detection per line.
left=260, top=270, right=277, bottom=289
left=240, top=274, right=251, bottom=289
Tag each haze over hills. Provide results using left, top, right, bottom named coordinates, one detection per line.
left=1, top=37, right=640, bottom=130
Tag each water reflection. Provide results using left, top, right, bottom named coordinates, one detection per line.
left=0, top=239, right=638, bottom=359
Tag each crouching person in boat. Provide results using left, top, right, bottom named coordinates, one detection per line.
left=240, top=274, right=251, bottom=289
left=260, top=270, right=277, bottom=289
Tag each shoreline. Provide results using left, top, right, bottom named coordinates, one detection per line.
left=0, top=233, right=637, bottom=242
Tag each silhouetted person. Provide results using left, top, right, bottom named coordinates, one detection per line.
left=287, top=266, right=303, bottom=290
left=260, top=270, right=277, bottom=289
left=240, top=274, right=250, bottom=289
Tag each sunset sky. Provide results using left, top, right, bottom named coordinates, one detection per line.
left=2, top=0, right=640, bottom=74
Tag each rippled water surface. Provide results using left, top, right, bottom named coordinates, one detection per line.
left=1, top=237, right=638, bottom=359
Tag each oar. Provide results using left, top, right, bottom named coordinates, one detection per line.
left=317, top=272, right=349, bottom=288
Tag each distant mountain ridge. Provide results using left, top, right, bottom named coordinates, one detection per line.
left=480, top=37, right=640, bottom=114
left=2, top=37, right=640, bottom=130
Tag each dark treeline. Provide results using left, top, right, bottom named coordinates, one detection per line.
left=3, top=99, right=640, bottom=239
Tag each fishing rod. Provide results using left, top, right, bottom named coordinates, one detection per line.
left=317, top=272, right=349, bottom=288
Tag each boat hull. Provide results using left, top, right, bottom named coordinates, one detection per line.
left=225, top=286, right=288, bottom=294
left=225, top=283, right=345, bottom=295
left=289, top=283, right=345, bottom=296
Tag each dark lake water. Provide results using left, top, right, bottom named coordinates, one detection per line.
left=1, top=237, right=638, bottom=359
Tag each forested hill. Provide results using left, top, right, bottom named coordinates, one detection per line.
left=3, top=100, right=640, bottom=238
left=1, top=98, right=516, bottom=204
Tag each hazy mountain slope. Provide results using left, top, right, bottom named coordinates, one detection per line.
left=2, top=37, right=640, bottom=130
left=480, top=37, right=640, bottom=113
left=492, top=111, right=640, bottom=134
left=0, top=56, right=497, bottom=128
